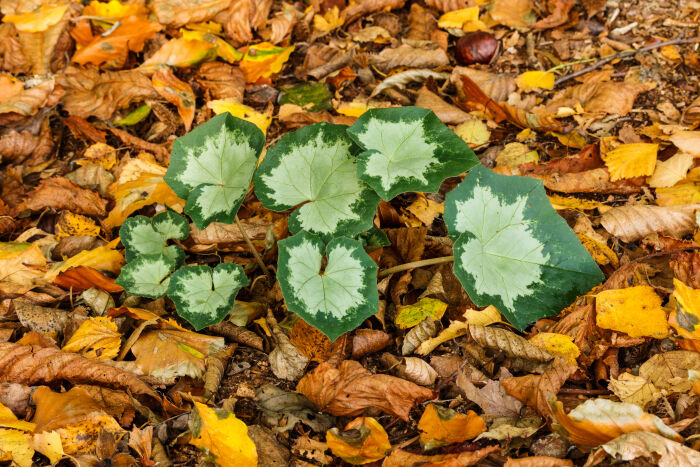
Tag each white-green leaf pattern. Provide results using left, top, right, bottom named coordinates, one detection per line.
left=115, top=254, right=175, bottom=299
left=347, top=107, right=479, bottom=200
left=164, top=113, right=264, bottom=230
left=254, top=123, right=380, bottom=239
left=120, top=211, right=188, bottom=265
left=444, top=165, right=604, bottom=330
left=167, top=262, right=248, bottom=330
left=277, top=231, right=379, bottom=341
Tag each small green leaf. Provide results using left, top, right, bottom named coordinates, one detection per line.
left=347, top=106, right=479, bottom=200
left=254, top=123, right=380, bottom=239
left=278, top=82, right=332, bottom=111
left=115, top=254, right=175, bottom=299
left=115, top=105, right=152, bottom=125
left=444, top=165, right=604, bottom=330
left=358, top=227, right=391, bottom=247
left=277, top=231, right=379, bottom=341
left=165, top=113, right=264, bottom=230
left=120, top=210, right=189, bottom=264
left=167, top=262, right=248, bottom=330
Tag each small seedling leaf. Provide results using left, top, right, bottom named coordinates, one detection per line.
left=115, top=254, right=175, bottom=299
left=120, top=210, right=188, bottom=264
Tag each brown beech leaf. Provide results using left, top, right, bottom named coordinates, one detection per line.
left=215, top=0, right=273, bottom=46
left=152, top=67, right=195, bottom=131
left=0, top=342, right=158, bottom=401
left=370, top=43, right=449, bottom=72
left=58, top=67, right=159, bottom=120
left=542, top=81, right=648, bottom=116
left=195, top=61, right=245, bottom=101
left=415, top=87, right=471, bottom=124
left=204, top=345, right=236, bottom=398
left=452, top=67, right=517, bottom=103
left=417, top=404, right=486, bottom=450
left=502, top=362, right=576, bottom=420
left=457, top=368, right=524, bottom=418
left=382, top=445, right=499, bottom=467
left=0, top=23, right=30, bottom=74
left=290, top=318, right=350, bottom=363
left=342, top=0, right=406, bottom=24
left=424, top=0, right=472, bottom=12
left=0, top=78, right=61, bottom=125
left=21, top=177, right=107, bottom=217
left=0, top=124, right=53, bottom=164
left=352, top=329, right=392, bottom=360
left=74, top=385, right=136, bottom=427
left=600, top=204, right=700, bottom=242
left=151, top=0, right=232, bottom=27
left=590, top=431, right=700, bottom=467
left=515, top=168, right=645, bottom=194
left=671, top=251, right=700, bottom=289
left=296, top=360, right=434, bottom=421
left=532, top=0, right=575, bottom=29
left=505, top=456, right=573, bottom=467
left=469, top=325, right=555, bottom=370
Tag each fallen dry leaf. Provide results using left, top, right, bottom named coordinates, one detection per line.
left=418, top=404, right=485, bottom=450
left=600, top=204, right=700, bottom=242
left=62, top=317, right=121, bottom=360
left=592, top=431, right=700, bottom=467
left=595, top=286, right=668, bottom=338
left=382, top=445, right=499, bottom=467
left=326, top=417, right=391, bottom=464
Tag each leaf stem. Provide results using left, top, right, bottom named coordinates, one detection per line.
left=378, top=256, right=454, bottom=278
left=234, top=215, right=274, bottom=283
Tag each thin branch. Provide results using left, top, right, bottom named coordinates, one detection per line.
left=554, top=37, right=700, bottom=86
left=234, top=215, right=274, bottom=283
left=378, top=256, right=454, bottom=279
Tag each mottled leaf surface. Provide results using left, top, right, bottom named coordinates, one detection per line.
left=115, top=254, right=175, bottom=299
left=119, top=210, right=188, bottom=264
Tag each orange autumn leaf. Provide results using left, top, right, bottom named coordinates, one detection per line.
left=550, top=397, right=682, bottom=448
left=72, top=17, right=161, bottom=67
left=417, top=404, right=486, bottom=450
left=152, top=68, right=195, bottom=131
left=62, top=317, right=122, bottom=360
left=2, top=4, right=68, bottom=33
left=326, top=417, right=391, bottom=464
left=53, top=266, right=123, bottom=293
left=239, top=42, right=294, bottom=83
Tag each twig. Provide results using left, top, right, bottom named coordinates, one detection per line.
left=558, top=387, right=611, bottom=395
left=554, top=37, right=700, bottom=86
left=378, top=256, right=454, bottom=278
left=234, top=215, right=274, bottom=283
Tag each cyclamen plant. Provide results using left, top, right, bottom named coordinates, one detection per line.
left=116, top=108, right=603, bottom=338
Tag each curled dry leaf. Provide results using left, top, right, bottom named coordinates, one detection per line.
left=502, top=362, right=576, bottom=420
left=204, top=345, right=236, bottom=398
left=415, top=87, right=471, bottom=124
left=600, top=204, right=700, bottom=242
left=0, top=124, right=53, bottom=164
left=296, top=360, right=434, bottom=421
left=342, top=0, right=406, bottom=24
left=505, top=456, right=573, bottom=467
left=290, top=318, right=351, bottom=363
left=0, top=341, right=158, bottom=401
left=151, top=0, right=232, bottom=27
left=383, top=445, right=499, bottom=467
left=351, top=329, right=392, bottom=360
left=469, top=324, right=554, bottom=366
left=452, top=67, right=516, bottom=103
left=370, top=43, right=449, bottom=72
left=594, top=431, right=700, bottom=467
left=418, top=404, right=486, bottom=450
left=326, top=417, right=391, bottom=464
left=424, top=0, right=473, bottom=12
left=256, top=384, right=336, bottom=434
left=372, top=70, right=450, bottom=98
left=152, top=67, right=195, bottom=131
left=195, top=61, right=245, bottom=101
left=457, top=368, right=524, bottom=418
left=402, top=317, right=439, bottom=355
left=268, top=312, right=309, bottom=381
left=207, top=320, right=264, bottom=351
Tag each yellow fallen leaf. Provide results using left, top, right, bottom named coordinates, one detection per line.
left=0, top=429, right=33, bottom=467
left=326, top=417, right=391, bottom=464
left=189, top=402, right=257, bottom=467
left=30, top=431, right=64, bottom=464
left=83, top=0, right=149, bottom=19
left=551, top=131, right=586, bottom=149
left=495, top=142, right=538, bottom=168
left=463, top=305, right=502, bottom=326
left=438, top=7, right=487, bottom=33
left=0, top=402, right=35, bottom=432
left=77, top=143, right=118, bottom=170
left=335, top=101, right=375, bottom=118
left=418, top=404, right=486, bottom=450
left=596, top=286, right=668, bottom=338
left=416, top=306, right=501, bottom=355
left=2, top=4, right=68, bottom=33
left=648, top=152, right=694, bottom=188
left=208, top=99, right=272, bottom=135
left=578, top=233, right=618, bottom=268
left=239, top=42, right=294, bottom=83
left=547, top=194, right=609, bottom=212
left=656, top=182, right=700, bottom=207
left=669, top=278, right=700, bottom=340
left=313, top=6, right=344, bottom=32
left=660, top=45, right=681, bottom=62
left=62, top=317, right=122, bottom=360
left=405, top=193, right=444, bottom=226
left=455, top=119, right=490, bottom=148
left=602, top=143, right=658, bottom=181
left=0, top=242, right=48, bottom=295
left=180, top=29, right=242, bottom=63
left=529, top=333, right=580, bottom=365
left=516, top=71, right=555, bottom=91
left=396, top=298, right=448, bottom=329
left=46, top=238, right=124, bottom=281
left=55, top=212, right=100, bottom=239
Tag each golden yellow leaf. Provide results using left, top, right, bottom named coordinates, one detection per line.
left=415, top=305, right=502, bottom=355
left=495, top=142, right=538, bottom=168
left=463, top=305, right=502, bottom=326
left=0, top=402, right=35, bottom=432
left=83, top=0, right=149, bottom=19
left=529, top=333, right=580, bottom=365
left=55, top=212, right=100, bottom=239
left=2, top=4, right=68, bottom=33
left=656, top=182, right=700, bottom=207
left=418, top=404, right=486, bottom=450
left=0, top=242, right=47, bottom=296
left=239, top=42, right=294, bottom=83
left=180, top=29, right=241, bottom=63
left=326, top=417, right=391, bottom=464
left=313, top=7, right=344, bottom=33
left=62, top=317, right=121, bottom=360
left=669, top=278, right=700, bottom=340
left=46, top=239, right=124, bottom=281
left=602, top=143, right=658, bottom=181
left=78, top=143, right=118, bottom=170
left=438, top=6, right=487, bottom=33
left=189, top=402, right=257, bottom=467
left=649, top=152, right=694, bottom=188
left=208, top=99, right=272, bottom=135
left=395, top=298, right=448, bottom=329
left=30, top=431, right=65, bottom=464
left=335, top=101, right=375, bottom=118
left=596, top=286, right=668, bottom=338
left=0, top=429, right=33, bottom=467
left=404, top=193, right=444, bottom=226
left=551, top=131, right=586, bottom=149
left=516, top=71, right=555, bottom=91
left=455, top=119, right=490, bottom=148
left=577, top=233, right=618, bottom=268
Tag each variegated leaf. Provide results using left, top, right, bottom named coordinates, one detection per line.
left=164, top=113, right=264, bottom=229
left=347, top=107, right=479, bottom=200
left=115, top=254, right=175, bottom=299
left=444, top=165, right=603, bottom=330
left=120, top=210, right=188, bottom=265
left=167, top=262, right=248, bottom=330
left=254, top=123, right=380, bottom=239
left=277, top=231, right=379, bottom=341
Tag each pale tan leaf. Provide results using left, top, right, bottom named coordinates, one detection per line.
left=608, top=373, right=658, bottom=408
left=402, top=318, right=439, bottom=355
left=638, top=350, right=700, bottom=394
left=669, top=130, right=700, bottom=156
left=267, top=312, right=308, bottom=381
left=415, top=87, right=470, bottom=124
left=402, top=357, right=438, bottom=386
left=370, top=43, right=449, bottom=72
left=600, top=204, right=700, bottom=242
left=150, top=0, right=232, bottom=27
left=648, top=153, right=694, bottom=188
left=593, top=431, right=700, bottom=467
left=372, top=70, right=450, bottom=98
left=543, top=81, right=648, bottom=116
left=457, top=368, right=524, bottom=418
left=452, top=66, right=517, bottom=103
left=342, top=0, right=406, bottom=24
left=424, top=0, right=473, bottom=12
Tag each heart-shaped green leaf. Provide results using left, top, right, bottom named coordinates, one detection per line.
left=120, top=210, right=189, bottom=265
left=167, top=262, right=248, bottom=330
left=277, top=231, right=379, bottom=341
left=347, top=107, right=479, bottom=200
left=254, top=123, right=380, bottom=239
left=164, top=112, right=264, bottom=230
left=444, top=165, right=604, bottom=330
left=115, top=254, right=175, bottom=299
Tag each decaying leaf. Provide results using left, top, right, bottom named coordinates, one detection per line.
left=189, top=402, right=258, bottom=466
left=594, top=431, right=700, bottom=467
left=418, top=404, right=485, bottom=450
left=326, top=417, right=391, bottom=464
left=383, top=446, right=499, bottom=467
left=62, top=317, right=121, bottom=360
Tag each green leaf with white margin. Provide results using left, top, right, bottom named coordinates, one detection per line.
left=167, top=262, right=248, bottom=330
left=115, top=254, right=175, bottom=299
left=277, top=231, right=379, bottom=341
left=164, top=112, right=264, bottom=230
left=120, top=210, right=189, bottom=264
left=254, top=123, right=380, bottom=239
left=347, top=106, right=479, bottom=200
left=444, top=165, right=604, bottom=330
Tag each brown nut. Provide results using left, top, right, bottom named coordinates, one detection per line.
left=455, top=31, right=499, bottom=65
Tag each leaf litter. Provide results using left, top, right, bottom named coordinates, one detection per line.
left=1, top=0, right=700, bottom=466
